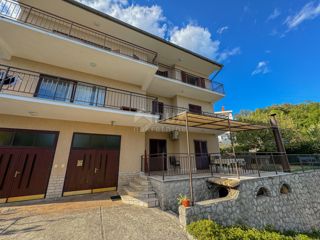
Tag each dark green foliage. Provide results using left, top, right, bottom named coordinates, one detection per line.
left=187, top=220, right=320, bottom=240
left=228, top=102, right=320, bottom=153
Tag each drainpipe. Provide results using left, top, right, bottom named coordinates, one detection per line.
left=269, top=114, right=291, bottom=172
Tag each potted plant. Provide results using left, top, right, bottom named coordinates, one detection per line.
left=177, top=194, right=190, bottom=207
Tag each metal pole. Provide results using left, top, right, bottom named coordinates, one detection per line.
left=185, top=112, right=194, bottom=205
left=162, top=152, right=165, bottom=181
left=270, top=114, right=290, bottom=172
left=271, top=153, right=278, bottom=175
left=227, top=118, right=239, bottom=179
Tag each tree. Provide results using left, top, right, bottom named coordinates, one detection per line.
left=230, top=102, right=320, bottom=154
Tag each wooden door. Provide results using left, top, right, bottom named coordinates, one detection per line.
left=194, top=140, right=209, bottom=170
left=149, top=139, right=167, bottom=171
left=63, top=133, right=121, bottom=195
left=0, top=129, right=58, bottom=203
left=92, top=150, right=120, bottom=190
left=63, top=149, right=96, bottom=193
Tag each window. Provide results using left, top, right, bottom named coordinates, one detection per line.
left=36, top=76, right=106, bottom=107
left=0, top=131, right=14, bottom=146
left=0, top=130, right=56, bottom=148
left=189, top=104, right=202, bottom=114
left=73, top=83, right=105, bottom=107
left=72, top=133, right=120, bottom=149
left=181, top=71, right=206, bottom=88
left=37, top=75, right=73, bottom=102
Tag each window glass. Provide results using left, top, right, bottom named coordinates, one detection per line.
left=72, top=133, right=120, bottom=149
left=91, top=135, right=108, bottom=148
left=72, top=134, right=91, bottom=148
left=37, top=75, right=72, bottom=102
left=74, top=84, right=105, bottom=107
left=13, top=132, right=36, bottom=146
left=0, top=131, right=13, bottom=146
left=106, top=136, right=121, bottom=149
left=34, top=133, right=56, bottom=147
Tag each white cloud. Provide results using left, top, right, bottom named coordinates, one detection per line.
left=169, top=24, right=220, bottom=59
left=77, top=0, right=240, bottom=62
left=217, top=26, right=229, bottom=34
left=252, top=61, right=270, bottom=75
left=267, top=8, right=281, bottom=21
left=284, top=1, right=320, bottom=30
left=217, top=47, right=241, bottom=62
left=77, top=0, right=167, bottom=37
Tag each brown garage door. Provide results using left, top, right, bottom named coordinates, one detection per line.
left=63, top=133, right=121, bottom=196
left=0, top=129, right=58, bottom=203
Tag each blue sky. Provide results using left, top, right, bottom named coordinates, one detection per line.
left=78, top=0, right=320, bottom=113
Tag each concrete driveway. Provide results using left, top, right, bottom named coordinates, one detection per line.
left=0, top=193, right=188, bottom=240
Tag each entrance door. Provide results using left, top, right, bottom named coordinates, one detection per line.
left=194, top=140, right=209, bottom=170
left=63, top=133, right=121, bottom=196
left=149, top=139, right=167, bottom=171
left=0, top=129, right=58, bottom=203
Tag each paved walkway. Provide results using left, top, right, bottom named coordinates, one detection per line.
left=0, top=193, right=188, bottom=240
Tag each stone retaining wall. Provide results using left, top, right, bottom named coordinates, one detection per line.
left=179, top=171, right=320, bottom=232
left=149, top=176, right=216, bottom=212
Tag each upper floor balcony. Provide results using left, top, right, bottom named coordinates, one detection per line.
left=156, top=64, right=225, bottom=95
left=0, top=0, right=157, bottom=65
left=0, top=64, right=159, bottom=128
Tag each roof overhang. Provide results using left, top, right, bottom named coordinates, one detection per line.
left=159, top=112, right=269, bottom=132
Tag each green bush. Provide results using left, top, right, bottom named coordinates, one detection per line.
left=186, top=220, right=320, bottom=240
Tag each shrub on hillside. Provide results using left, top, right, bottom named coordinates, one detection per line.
left=186, top=220, right=319, bottom=240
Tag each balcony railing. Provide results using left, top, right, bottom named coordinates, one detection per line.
left=0, top=0, right=157, bottom=64
left=141, top=152, right=320, bottom=180
left=0, top=64, right=158, bottom=114
left=156, top=64, right=225, bottom=95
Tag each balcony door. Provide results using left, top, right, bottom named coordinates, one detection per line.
left=149, top=139, right=167, bottom=171
left=194, top=140, right=209, bottom=170
left=36, top=75, right=105, bottom=106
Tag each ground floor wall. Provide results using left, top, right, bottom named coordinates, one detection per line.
left=179, top=171, right=320, bottom=232
left=149, top=176, right=216, bottom=213
left=0, top=114, right=145, bottom=199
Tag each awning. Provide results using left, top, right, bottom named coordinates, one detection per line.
left=159, top=111, right=269, bottom=132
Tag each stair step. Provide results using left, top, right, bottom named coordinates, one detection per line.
left=121, top=195, right=159, bottom=208
left=124, top=186, right=156, bottom=198
left=129, top=181, right=153, bottom=191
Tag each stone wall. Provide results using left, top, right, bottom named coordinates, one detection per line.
left=149, top=176, right=216, bottom=212
left=179, top=171, right=320, bottom=232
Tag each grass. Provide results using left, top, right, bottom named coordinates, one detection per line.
left=187, top=220, right=320, bottom=240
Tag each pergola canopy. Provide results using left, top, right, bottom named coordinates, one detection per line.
left=159, top=111, right=269, bottom=132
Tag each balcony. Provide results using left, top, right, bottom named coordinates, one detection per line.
left=0, top=0, right=158, bottom=87
left=0, top=64, right=159, bottom=127
left=155, top=64, right=225, bottom=95
left=0, top=0, right=157, bottom=64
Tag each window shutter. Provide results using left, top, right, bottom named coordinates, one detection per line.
left=181, top=71, right=187, bottom=83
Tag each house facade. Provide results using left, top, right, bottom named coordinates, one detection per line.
left=0, top=0, right=225, bottom=203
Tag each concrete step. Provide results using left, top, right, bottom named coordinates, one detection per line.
left=123, top=186, right=156, bottom=199
left=121, top=195, right=159, bottom=208
left=129, top=181, right=153, bottom=192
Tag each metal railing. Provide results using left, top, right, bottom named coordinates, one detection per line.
left=0, top=0, right=157, bottom=64
left=0, top=64, right=158, bottom=114
left=160, top=104, right=228, bottom=120
left=141, top=152, right=320, bottom=180
left=156, top=63, right=225, bottom=95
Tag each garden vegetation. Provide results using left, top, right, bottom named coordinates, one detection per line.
left=187, top=220, right=320, bottom=240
